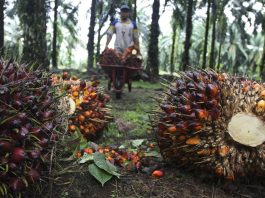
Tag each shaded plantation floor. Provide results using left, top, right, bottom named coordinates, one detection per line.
left=31, top=80, right=265, bottom=198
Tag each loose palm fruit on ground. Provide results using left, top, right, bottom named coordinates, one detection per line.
left=151, top=69, right=265, bottom=180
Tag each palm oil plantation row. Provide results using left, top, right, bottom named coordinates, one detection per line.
left=1, top=0, right=265, bottom=78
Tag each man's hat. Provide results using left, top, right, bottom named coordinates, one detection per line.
left=120, top=5, right=131, bottom=12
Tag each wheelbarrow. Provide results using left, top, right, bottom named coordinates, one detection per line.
left=100, top=64, right=142, bottom=99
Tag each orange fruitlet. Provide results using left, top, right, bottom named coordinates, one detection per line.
left=83, top=148, right=93, bottom=154
left=218, top=146, right=230, bottom=157
left=78, top=115, right=86, bottom=122
left=152, top=170, right=164, bottom=178
left=76, top=152, right=81, bottom=158
left=98, top=148, right=104, bottom=154
left=186, top=136, right=201, bottom=145
left=68, top=125, right=76, bottom=132
left=72, top=91, right=79, bottom=97
left=167, top=126, right=177, bottom=133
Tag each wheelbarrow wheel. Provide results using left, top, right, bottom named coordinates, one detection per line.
left=108, top=79, right=111, bottom=91
left=116, top=92, right=122, bottom=99
left=128, top=80, right=132, bottom=92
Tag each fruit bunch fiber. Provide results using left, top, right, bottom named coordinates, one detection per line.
left=0, top=59, right=64, bottom=196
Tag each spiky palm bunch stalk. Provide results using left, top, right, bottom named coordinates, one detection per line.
left=0, top=59, right=65, bottom=196
left=151, top=68, right=265, bottom=180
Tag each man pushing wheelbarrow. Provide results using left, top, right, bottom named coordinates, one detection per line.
left=99, top=5, right=143, bottom=99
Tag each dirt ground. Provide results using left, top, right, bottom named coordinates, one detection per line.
left=28, top=79, right=265, bottom=198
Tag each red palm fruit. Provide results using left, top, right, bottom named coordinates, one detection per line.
left=178, top=105, right=191, bottom=114
left=28, top=149, right=41, bottom=159
left=62, top=71, right=68, bottom=80
left=30, top=127, right=42, bottom=137
left=26, top=169, right=40, bottom=183
left=186, top=136, right=201, bottom=145
left=176, top=121, right=188, bottom=133
left=9, top=177, right=25, bottom=192
left=193, top=71, right=204, bottom=83
left=195, top=109, right=208, bottom=121
left=167, top=126, right=177, bottom=133
left=209, top=108, right=220, bottom=120
left=188, top=122, right=202, bottom=132
left=39, top=138, right=49, bottom=147
left=42, top=110, right=54, bottom=120
left=206, top=84, right=218, bottom=98
left=80, top=81, right=86, bottom=89
left=205, top=99, right=218, bottom=109
left=152, top=170, right=164, bottom=178
left=13, top=100, right=22, bottom=108
left=83, top=148, right=93, bottom=154
left=11, top=148, right=27, bottom=163
left=8, top=162, right=17, bottom=171
left=187, top=82, right=196, bottom=90
left=0, top=141, right=14, bottom=153
left=51, top=133, right=59, bottom=141
left=194, top=93, right=207, bottom=102
left=160, top=104, right=175, bottom=114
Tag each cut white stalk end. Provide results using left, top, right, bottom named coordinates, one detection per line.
left=228, top=113, right=265, bottom=147
left=68, top=98, right=76, bottom=115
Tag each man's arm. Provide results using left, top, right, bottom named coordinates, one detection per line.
left=105, top=20, right=117, bottom=49
left=105, top=34, right=112, bottom=49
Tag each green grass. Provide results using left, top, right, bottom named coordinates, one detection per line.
left=132, top=80, right=163, bottom=90
left=101, top=80, right=160, bottom=145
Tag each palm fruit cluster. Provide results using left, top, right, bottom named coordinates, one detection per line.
left=0, top=59, right=63, bottom=196
left=53, top=72, right=112, bottom=141
left=151, top=68, right=265, bottom=180
left=76, top=146, right=141, bottom=170
left=99, top=47, right=142, bottom=68
left=99, top=48, right=122, bottom=65
left=121, top=46, right=143, bottom=68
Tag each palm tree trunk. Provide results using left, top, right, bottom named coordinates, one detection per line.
left=209, top=0, right=217, bottom=69
left=147, top=0, right=160, bottom=77
left=202, top=0, right=211, bottom=69
left=217, top=41, right=222, bottom=71
left=87, top=0, right=97, bottom=69
left=133, top=0, right=137, bottom=21
left=52, top=0, right=58, bottom=68
left=170, top=18, right=177, bottom=74
left=182, top=0, right=194, bottom=71
left=0, top=0, right=4, bottom=55
left=18, top=0, right=49, bottom=69
left=260, top=33, right=265, bottom=81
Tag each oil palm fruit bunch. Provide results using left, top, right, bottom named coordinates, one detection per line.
left=99, top=48, right=122, bottom=65
left=0, top=59, right=64, bottom=196
left=54, top=72, right=112, bottom=141
left=151, top=68, right=265, bottom=180
left=121, top=46, right=143, bottom=68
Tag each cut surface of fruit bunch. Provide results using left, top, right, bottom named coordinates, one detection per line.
left=52, top=72, right=112, bottom=141
left=0, top=59, right=64, bottom=196
left=121, top=45, right=143, bottom=68
left=151, top=68, right=265, bottom=180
